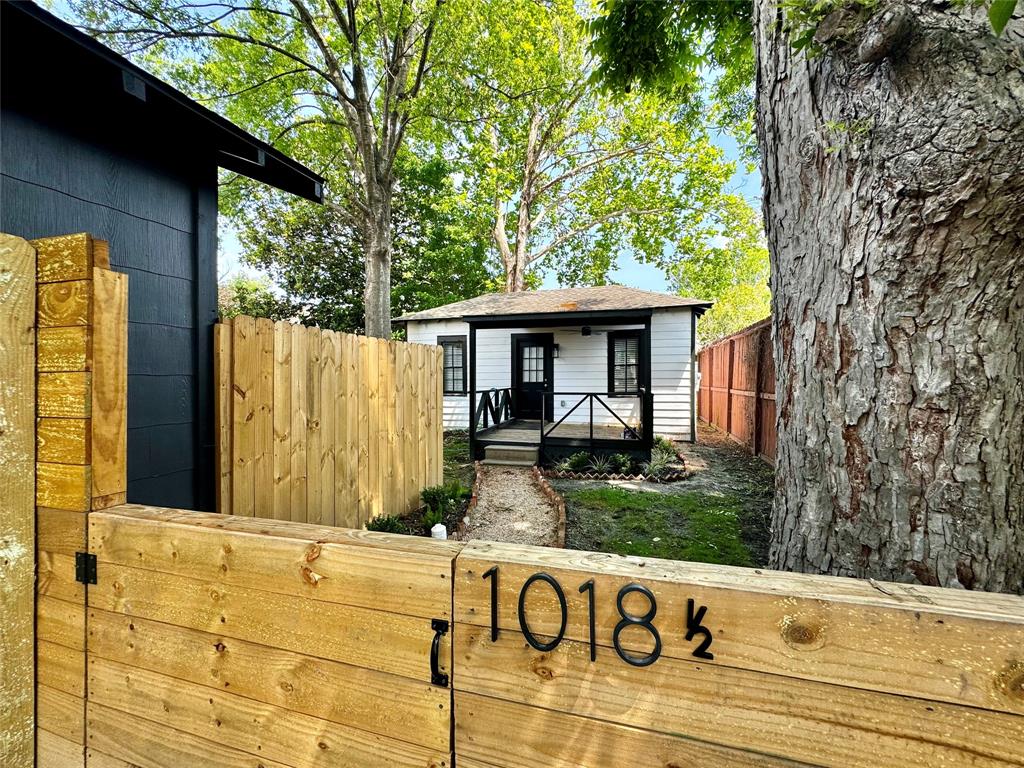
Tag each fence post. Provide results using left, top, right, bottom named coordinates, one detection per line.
left=33, top=232, right=128, bottom=766
left=726, top=339, right=735, bottom=438
left=753, top=326, right=764, bottom=459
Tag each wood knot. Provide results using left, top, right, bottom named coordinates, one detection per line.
left=213, top=642, right=227, bottom=653
left=279, top=680, right=294, bottom=693
left=300, top=566, right=324, bottom=586
left=530, top=656, right=555, bottom=681
left=780, top=616, right=825, bottom=651
left=996, top=661, right=1024, bottom=703
left=305, top=543, right=322, bottom=562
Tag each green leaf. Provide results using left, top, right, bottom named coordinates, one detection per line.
left=989, top=0, right=1018, bottom=35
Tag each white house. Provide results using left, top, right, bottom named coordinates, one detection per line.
left=396, top=286, right=710, bottom=462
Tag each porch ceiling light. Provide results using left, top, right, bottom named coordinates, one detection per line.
left=552, top=344, right=560, bottom=358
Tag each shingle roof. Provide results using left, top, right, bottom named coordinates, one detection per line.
left=394, top=285, right=711, bottom=322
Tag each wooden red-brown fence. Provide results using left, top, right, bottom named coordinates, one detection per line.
left=697, top=317, right=776, bottom=463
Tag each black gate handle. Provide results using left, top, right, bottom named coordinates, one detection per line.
left=430, top=618, right=449, bottom=687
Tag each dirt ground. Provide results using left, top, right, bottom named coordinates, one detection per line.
left=463, top=465, right=559, bottom=547
left=554, top=423, right=774, bottom=566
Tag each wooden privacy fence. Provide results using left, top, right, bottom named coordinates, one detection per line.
left=214, top=316, right=443, bottom=526
left=67, top=505, right=1024, bottom=768
left=698, top=317, right=776, bottom=463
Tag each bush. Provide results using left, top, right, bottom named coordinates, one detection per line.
left=566, top=451, right=591, bottom=471
left=654, top=436, right=676, bottom=456
left=610, top=453, right=637, bottom=474
left=421, top=479, right=471, bottom=515
left=366, top=515, right=406, bottom=533
left=421, top=506, right=444, bottom=533
left=588, top=454, right=614, bottom=474
left=553, top=457, right=575, bottom=472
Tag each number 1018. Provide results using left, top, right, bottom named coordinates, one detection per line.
left=481, top=566, right=714, bottom=667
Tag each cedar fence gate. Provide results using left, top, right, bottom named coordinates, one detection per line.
left=4, top=234, right=1023, bottom=768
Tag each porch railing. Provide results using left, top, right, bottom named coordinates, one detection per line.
left=540, top=389, right=652, bottom=456
left=471, top=387, right=514, bottom=432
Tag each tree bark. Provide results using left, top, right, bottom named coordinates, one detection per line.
left=362, top=190, right=393, bottom=339
left=755, top=0, right=1024, bottom=592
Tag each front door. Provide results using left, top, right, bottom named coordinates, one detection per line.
left=513, top=334, right=553, bottom=420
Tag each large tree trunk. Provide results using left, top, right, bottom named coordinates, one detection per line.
left=755, top=0, right=1024, bottom=592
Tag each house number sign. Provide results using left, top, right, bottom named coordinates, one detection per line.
left=482, top=566, right=714, bottom=667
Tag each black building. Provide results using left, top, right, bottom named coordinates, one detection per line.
left=1, top=1, right=324, bottom=510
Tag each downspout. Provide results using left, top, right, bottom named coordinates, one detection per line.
left=690, top=310, right=698, bottom=443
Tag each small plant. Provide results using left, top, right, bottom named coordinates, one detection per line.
left=366, top=515, right=406, bottom=534
left=421, top=506, right=444, bottom=533
left=641, top=451, right=673, bottom=480
left=553, top=457, right=574, bottom=472
left=421, top=479, right=470, bottom=516
left=609, top=453, right=635, bottom=474
left=588, top=454, right=614, bottom=474
left=654, top=436, right=676, bottom=456
left=566, top=451, right=591, bottom=471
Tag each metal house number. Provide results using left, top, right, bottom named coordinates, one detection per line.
left=481, top=566, right=714, bottom=666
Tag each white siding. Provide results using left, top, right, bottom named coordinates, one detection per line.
left=405, top=308, right=695, bottom=439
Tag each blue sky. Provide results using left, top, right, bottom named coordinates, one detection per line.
left=220, top=132, right=761, bottom=292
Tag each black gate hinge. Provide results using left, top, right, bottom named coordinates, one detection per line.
left=75, top=551, right=97, bottom=584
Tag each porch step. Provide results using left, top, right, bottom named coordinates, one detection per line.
left=483, top=444, right=539, bottom=466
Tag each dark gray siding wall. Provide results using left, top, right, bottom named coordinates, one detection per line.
left=1, top=108, right=216, bottom=510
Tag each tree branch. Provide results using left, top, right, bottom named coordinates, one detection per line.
left=527, top=207, right=677, bottom=264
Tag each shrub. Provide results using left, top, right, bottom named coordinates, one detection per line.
left=566, top=451, right=591, bottom=471
left=421, top=479, right=470, bottom=515
left=421, top=506, right=444, bottom=533
left=654, top=436, right=676, bottom=456
left=553, top=457, right=574, bottom=472
left=641, top=451, right=673, bottom=480
left=588, top=454, right=614, bottom=474
left=366, top=515, right=406, bottom=533
left=610, top=453, right=637, bottom=474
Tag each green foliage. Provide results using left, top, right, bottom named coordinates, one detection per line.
left=236, top=153, right=493, bottom=333
left=670, top=195, right=770, bottom=344
left=609, top=453, right=638, bottom=475
left=987, top=0, right=1019, bottom=35
left=641, top=447, right=676, bottom=479
left=366, top=515, right=407, bottom=534
left=654, top=436, right=676, bottom=455
left=565, top=451, right=592, bottom=472
left=421, top=479, right=471, bottom=517
left=218, top=275, right=288, bottom=321
left=779, top=0, right=879, bottom=54
left=563, top=487, right=754, bottom=565
left=587, top=454, right=614, bottom=474
left=421, top=506, right=445, bottom=533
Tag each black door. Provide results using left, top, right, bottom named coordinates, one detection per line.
left=513, top=334, right=553, bottom=420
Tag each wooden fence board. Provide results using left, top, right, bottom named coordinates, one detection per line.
left=37, top=280, right=91, bottom=328
left=230, top=316, right=256, bottom=517
left=89, top=508, right=455, bottom=618
left=253, top=318, right=274, bottom=519
left=272, top=321, right=292, bottom=521
left=320, top=331, right=336, bottom=526
left=88, top=610, right=451, bottom=752
left=213, top=324, right=232, bottom=516
left=454, top=541, right=1024, bottom=717
left=90, top=267, right=127, bottom=508
left=38, top=417, right=90, bottom=464
left=455, top=691, right=807, bottom=768
left=89, top=562, right=452, bottom=682
left=289, top=321, right=308, bottom=522
left=37, top=684, right=85, bottom=745
left=37, top=728, right=85, bottom=768
left=0, top=233, right=35, bottom=768
left=455, top=626, right=1023, bottom=767
left=305, top=326, right=323, bottom=523
left=87, top=701, right=293, bottom=768
left=89, top=659, right=449, bottom=768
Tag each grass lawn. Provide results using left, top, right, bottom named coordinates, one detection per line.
left=443, top=430, right=474, bottom=488
left=562, top=486, right=755, bottom=567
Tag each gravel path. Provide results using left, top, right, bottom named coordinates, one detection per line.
left=464, top=465, right=559, bottom=547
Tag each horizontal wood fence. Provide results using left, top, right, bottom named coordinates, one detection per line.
left=215, top=316, right=443, bottom=526
left=74, top=506, right=1024, bottom=768
left=697, top=317, right=776, bottom=463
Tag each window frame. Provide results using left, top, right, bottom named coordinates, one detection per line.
left=438, top=334, right=468, bottom=395
left=607, top=330, right=643, bottom=396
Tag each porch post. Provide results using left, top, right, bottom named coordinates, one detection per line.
left=468, top=322, right=477, bottom=461
left=642, top=315, right=654, bottom=451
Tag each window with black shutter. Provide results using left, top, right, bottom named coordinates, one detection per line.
left=608, top=331, right=642, bottom=395
left=438, top=335, right=467, bottom=394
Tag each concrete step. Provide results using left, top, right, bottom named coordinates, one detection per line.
left=481, top=459, right=536, bottom=467
left=483, top=444, right=539, bottom=466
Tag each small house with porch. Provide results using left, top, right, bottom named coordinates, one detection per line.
left=396, top=286, right=710, bottom=463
